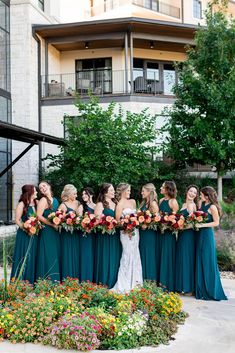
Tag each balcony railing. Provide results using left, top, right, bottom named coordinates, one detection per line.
left=41, top=69, right=176, bottom=99
left=90, top=0, right=181, bottom=19
left=132, top=0, right=181, bottom=19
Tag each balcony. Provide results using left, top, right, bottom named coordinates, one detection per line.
left=41, top=68, right=177, bottom=99
left=91, top=0, right=181, bottom=20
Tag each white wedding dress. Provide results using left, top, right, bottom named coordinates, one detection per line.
left=111, top=208, right=143, bottom=293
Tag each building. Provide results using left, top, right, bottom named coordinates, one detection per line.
left=0, top=0, right=11, bottom=222
left=1, top=0, right=235, bottom=221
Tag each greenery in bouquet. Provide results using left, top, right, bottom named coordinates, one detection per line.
left=137, top=210, right=161, bottom=230
left=22, top=214, right=43, bottom=236
left=159, top=212, right=185, bottom=235
left=186, top=211, right=208, bottom=231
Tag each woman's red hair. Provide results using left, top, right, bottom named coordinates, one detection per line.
left=19, top=185, right=36, bottom=215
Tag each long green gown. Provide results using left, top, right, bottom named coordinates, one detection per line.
left=61, top=204, right=80, bottom=280
left=36, top=198, right=61, bottom=282
left=79, top=205, right=94, bottom=282
left=94, top=208, right=121, bottom=288
left=139, top=204, right=159, bottom=281
left=159, top=199, right=176, bottom=292
left=195, top=202, right=227, bottom=300
left=175, top=208, right=195, bottom=293
left=11, top=205, right=38, bottom=284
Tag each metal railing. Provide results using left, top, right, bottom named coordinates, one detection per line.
left=41, top=69, right=176, bottom=98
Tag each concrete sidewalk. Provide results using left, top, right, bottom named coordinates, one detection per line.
left=0, top=278, right=235, bottom=353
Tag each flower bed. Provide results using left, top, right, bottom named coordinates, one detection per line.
left=0, top=279, right=187, bottom=350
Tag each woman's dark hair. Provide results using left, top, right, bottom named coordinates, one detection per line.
left=19, top=185, right=37, bottom=215
left=81, top=187, right=95, bottom=208
left=39, top=181, right=53, bottom=209
left=97, top=183, right=116, bottom=209
left=164, top=181, right=177, bottom=199
left=201, top=186, right=221, bottom=216
left=186, top=184, right=200, bottom=209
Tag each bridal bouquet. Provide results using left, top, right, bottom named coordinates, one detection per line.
left=61, top=211, right=77, bottom=233
left=98, top=215, right=118, bottom=235
left=23, top=214, right=43, bottom=236
left=186, top=211, right=208, bottom=230
left=48, top=210, right=65, bottom=229
left=119, top=213, right=139, bottom=235
left=79, top=212, right=99, bottom=234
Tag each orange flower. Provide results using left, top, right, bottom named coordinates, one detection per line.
left=29, top=226, right=37, bottom=235
left=154, top=215, right=161, bottom=222
left=178, top=219, right=185, bottom=228
left=53, top=217, right=61, bottom=225
left=138, top=215, right=145, bottom=223
left=106, top=216, right=113, bottom=223
left=196, top=216, right=203, bottom=222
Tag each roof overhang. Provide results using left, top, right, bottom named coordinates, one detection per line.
left=33, top=17, right=197, bottom=52
left=0, top=121, right=66, bottom=145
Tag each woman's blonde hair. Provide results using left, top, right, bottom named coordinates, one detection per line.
left=116, top=183, right=130, bottom=201
left=61, top=184, right=77, bottom=202
left=140, top=183, right=158, bottom=212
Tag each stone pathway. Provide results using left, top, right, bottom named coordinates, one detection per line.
left=0, top=277, right=235, bottom=353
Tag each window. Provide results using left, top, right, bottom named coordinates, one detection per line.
left=75, top=58, right=112, bottom=94
left=193, top=0, right=202, bottom=19
left=38, top=0, right=44, bottom=11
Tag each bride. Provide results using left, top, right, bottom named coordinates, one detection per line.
left=111, top=183, right=143, bottom=293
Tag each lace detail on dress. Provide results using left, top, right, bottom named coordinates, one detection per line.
left=111, top=208, right=143, bottom=293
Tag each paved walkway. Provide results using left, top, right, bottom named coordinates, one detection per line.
left=0, top=278, right=235, bottom=353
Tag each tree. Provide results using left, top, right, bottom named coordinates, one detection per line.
left=45, top=96, right=158, bottom=194
left=162, top=0, right=235, bottom=200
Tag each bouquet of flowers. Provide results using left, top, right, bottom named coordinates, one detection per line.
left=48, top=210, right=65, bottom=230
left=97, top=215, right=118, bottom=235
left=119, top=213, right=139, bottom=236
left=159, top=212, right=185, bottom=235
left=136, top=210, right=161, bottom=230
left=186, top=210, right=208, bottom=230
left=79, top=212, right=99, bottom=235
left=22, top=214, right=43, bottom=236
left=61, top=211, right=77, bottom=233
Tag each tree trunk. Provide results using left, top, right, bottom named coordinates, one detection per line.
left=217, top=173, right=223, bottom=201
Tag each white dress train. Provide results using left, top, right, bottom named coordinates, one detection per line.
left=111, top=208, right=143, bottom=293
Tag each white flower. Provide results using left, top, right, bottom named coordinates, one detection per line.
left=118, top=332, right=122, bottom=336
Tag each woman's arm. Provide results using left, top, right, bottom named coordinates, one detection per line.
left=94, top=202, right=104, bottom=218
left=15, top=202, right=24, bottom=228
left=196, top=205, right=220, bottom=228
left=58, top=203, right=66, bottom=213
left=115, top=202, right=124, bottom=221
left=151, top=200, right=159, bottom=214
left=37, top=198, right=56, bottom=227
left=169, top=198, right=179, bottom=213
left=77, top=204, right=84, bottom=217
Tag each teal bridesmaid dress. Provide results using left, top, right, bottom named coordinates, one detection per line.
left=94, top=208, right=121, bottom=288
left=61, top=204, right=80, bottom=280
left=139, top=204, right=159, bottom=281
left=11, top=206, right=38, bottom=284
left=36, top=198, right=61, bottom=282
left=195, top=202, right=227, bottom=300
left=79, top=205, right=94, bottom=282
left=159, top=199, right=176, bottom=292
left=175, top=209, right=195, bottom=293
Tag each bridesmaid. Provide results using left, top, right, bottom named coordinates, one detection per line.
left=195, top=186, right=227, bottom=300
left=175, top=185, right=199, bottom=294
left=59, top=184, right=80, bottom=280
left=159, top=181, right=179, bottom=292
left=77, top=187, right=96, bottom=282
left=94, top=183, right=121, bottom=288
left=139, top=183, right=160, bottom=282
left=36, top=181, right=61, bottom=282
left=11, top=185, right=38, bottom=284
